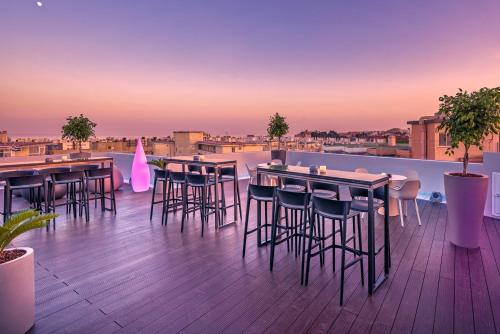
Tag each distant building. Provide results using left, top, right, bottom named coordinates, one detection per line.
left=173, top=131, right=205, bottom=155
left=0, top=142, right=49, bottom=157
left=152, top=141, right=175, bottom=156
left=0, top=131, right=8, bottom=143
left=407, top=115, right=500, bottom=161
left=198, top=141, right=266, bottom=154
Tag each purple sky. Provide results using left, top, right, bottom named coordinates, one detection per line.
left=1, top=0, right=499, bottom=137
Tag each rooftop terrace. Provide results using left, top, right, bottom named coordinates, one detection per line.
left=6, top=180, right=499, bottom=334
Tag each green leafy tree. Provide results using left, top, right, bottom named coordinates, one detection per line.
left=0, top=210, right=57, bottom=253
left=437, top=87, right=500, bottom=175
left=267, top=113, right=289, bottom=149
left=61, top=114, right=97, bottom=153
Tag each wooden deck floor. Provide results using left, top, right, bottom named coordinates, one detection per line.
left=8, top=182, right=500, bottom=333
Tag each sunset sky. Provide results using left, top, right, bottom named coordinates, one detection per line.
left=1, top=0, right=499, bottom=137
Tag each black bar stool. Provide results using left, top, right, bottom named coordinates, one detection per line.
left=49, top=171, right=89, bottom=224
left=349, top=187, right=385, bottom=214
left=281, top=177, right=308, bottom=192
left=3, top=174, right=47, bottom=222
left=242, top=184, right=276, bottom=257
left=270, top=189, right=311, bottom=271
left=184, top=173, right=216, bottom=237
left=1, top=170, right=35, bottom=221
left=163, top=171, right=187, bottom=226
left=85, top=168, right=116, bottom=214
left=205, top=166, right=242, bottom=220
left=71, top=165, right=100, bottom=207
left=219, top=166, right=242, bottom=219
left=36, top=167, right=72, bottom=213
left=349, top=186, right=389, bottom=268
left=150, top=169, right=169, bottom=222
left=303, top=196, right=363, bottom=305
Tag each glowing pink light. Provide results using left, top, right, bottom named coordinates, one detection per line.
left=130, top=138, right=150, bottom=192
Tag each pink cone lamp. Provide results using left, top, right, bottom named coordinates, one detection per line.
left=130, top=138, right=150, bottom=192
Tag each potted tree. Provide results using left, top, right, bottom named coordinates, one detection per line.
left=61, top=114, right=96, bottom=160
left=267, top=112, right=289, bottom=164
left=437, top=87, right=500, bottom=248
left=0, top=210, right=57, bottom=334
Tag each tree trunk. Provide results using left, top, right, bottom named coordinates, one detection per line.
left=79, top=141, right=82, bottom=153
left=463, top=146, right=469, bottom=175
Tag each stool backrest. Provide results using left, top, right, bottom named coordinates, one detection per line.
left=188, top=164, right=203, bottom=174
left=153, top=169, right=168, bottom=179
left=310, top=181, right=339, bottom=193
left=349, top=186, right=385, bottom=201
left=52, top=171, right=84, bottom=183
left=248, top=184, right=275, bottom=199
left=169, top=171, right=186, bottom=183
left=282, top=177, right=307, bottom=188
left=86, top=167, right=112, bottom=178
left=6, top=174, right=45, bottom=188
left=186, top=173, right=207, bottom=185
left=71, top=164, right=100, bottom=172
left=276, top=189, right=310, bottom=208
left=220, top=167, right=235, bottom=177
left=312, top=196, right=351, bottom=217
left=36, top=167, right=71, bottom=176
left=0, top=170, right=35, bottom=181
left=205, top=166, right=218, bottom=175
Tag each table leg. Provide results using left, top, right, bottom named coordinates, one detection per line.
left=384, top=183, right=391, bottom=271
left=367, top=189, right=375, bottom=295
left=257, top=171, right=262, bottom=186
left=233, top=163, right=238, bottom=222
left=214, top=168, right=220, bottom=228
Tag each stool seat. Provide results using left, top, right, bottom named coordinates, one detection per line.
left=312, top=189, right=337, bottom=199
left=282, top=184, right=306, bottom=192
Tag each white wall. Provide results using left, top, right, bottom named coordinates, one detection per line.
left=286, top=151, right=499, bottom=218
left=4, top=150, right=497, bottom=218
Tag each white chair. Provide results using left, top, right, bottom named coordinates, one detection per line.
left=403, top=170, right=419, bottom=181
left=355, top=167, right=368, bottom=173
left=389, top=180, right=422, bottom=227
left=245, top=164, right=257, bottom=185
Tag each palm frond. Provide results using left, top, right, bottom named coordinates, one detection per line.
left=0, top=211, right=58, bottom=252
left=2, top=209, right=39, bottom=231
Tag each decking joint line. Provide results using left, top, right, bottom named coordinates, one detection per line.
left=113, top=320, right=124, bottom=328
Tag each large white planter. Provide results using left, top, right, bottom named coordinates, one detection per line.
left=444, top=173, right=488, bottom=248
left=0, top=247, right=35, bottom=334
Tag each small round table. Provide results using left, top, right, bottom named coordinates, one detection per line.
left=378, top=174, right=407, bottom=217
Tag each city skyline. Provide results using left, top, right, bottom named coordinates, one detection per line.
left=1, top=0, right=500, bottom=137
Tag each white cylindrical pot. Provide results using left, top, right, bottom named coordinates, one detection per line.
left=444, top=173, right=488, bottom=248
left=0, top=247, right=35, bottom=334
